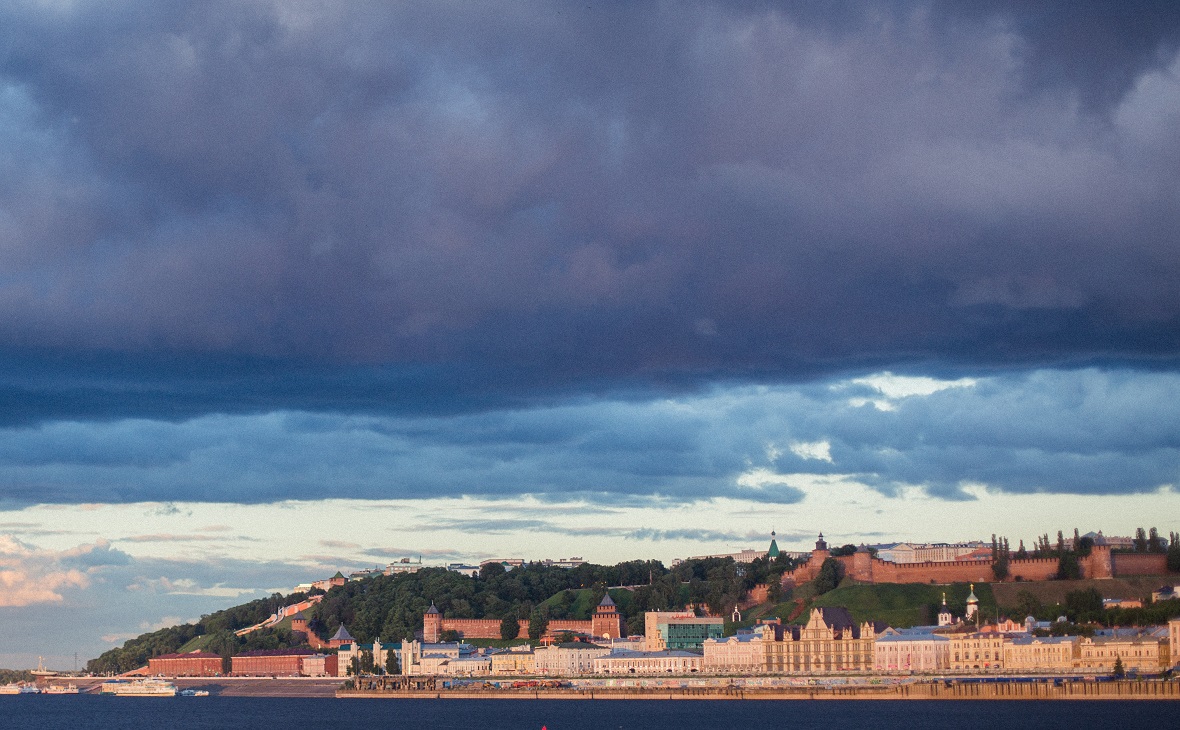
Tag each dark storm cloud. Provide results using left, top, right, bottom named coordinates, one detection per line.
left=0, top=369, right=1174, bottom=505
left=0, top=1, right=1178, bottom=427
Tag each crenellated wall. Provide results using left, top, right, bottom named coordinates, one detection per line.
left=782, top=543, right=1160, bottom=586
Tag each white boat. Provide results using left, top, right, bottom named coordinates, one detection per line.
left=100, top=679, right=177, bottom=697
left=18, top=684, right=41, bottom=694
left=0, top=684, right=22, bottom=695
left=179, top=689, right=209, bottom=696
left=43, top=683, right=80, bottom=694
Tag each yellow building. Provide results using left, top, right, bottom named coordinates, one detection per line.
left=763, top=608, right=876, bottom=674
left=1075, top=634, right=1167, bottom=674
left=948, top=632, right=1004, bottom=672
left=1002, top=635, right=1077, bottom=672
left=489, top=648, right=535, bottom=675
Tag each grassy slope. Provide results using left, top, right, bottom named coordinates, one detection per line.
left=536, top=588, right=637, bottom=620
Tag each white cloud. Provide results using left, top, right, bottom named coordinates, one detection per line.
left=789, top=440, right=833, bottom=463
left=842, top=371, right=977, bottom=410
left=0, top=535, right=92, bottom=607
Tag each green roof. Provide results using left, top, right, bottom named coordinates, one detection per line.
left=768, top=539, right=780, bottom=559
left=333, top=571, right=345, bottom=579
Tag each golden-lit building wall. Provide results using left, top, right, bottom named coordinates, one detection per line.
left=1001, top=637, right=1077, bottom=672
left=948, top=633, right=1004, bottom=671
left=1074, top=637, right=1166, bottom=673
left=763, top=610, right=874, bottom=674
left=489, top=650, right=535, bottom=675
left=702, top=630, right=768, bottom=673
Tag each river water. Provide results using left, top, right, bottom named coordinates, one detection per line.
left=2, top=695, right=1174, bottom=729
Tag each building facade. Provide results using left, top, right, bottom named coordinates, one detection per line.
left=594, top=650, right=704, bottom=675
left=702, top=631, right=767, bottom=674
left=873, top=631, right=949, bottom=673
left=948, top=633, right=1005, bottom=672
left=644, top=611, right=725, bottom=651
left=533, top=643, right=611, bottom=676
left=147, top=651, right=224, bottom=676
left=763, top=608, right=876, bottom=674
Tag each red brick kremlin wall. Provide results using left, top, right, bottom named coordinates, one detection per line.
left=432, top=618, right=595, bottom=640
left=785, top=544, right=1162, bottom=585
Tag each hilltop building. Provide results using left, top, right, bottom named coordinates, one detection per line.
left=644, top=611, right=724, bottom=651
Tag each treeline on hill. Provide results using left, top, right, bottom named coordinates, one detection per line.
left=1007, top=586, right=1180, bottom=635
left=87, top=593, right=315, bottom=675
left=313, top=556, right=800, bottom=642
left=90, top=554, right=804, bottom=673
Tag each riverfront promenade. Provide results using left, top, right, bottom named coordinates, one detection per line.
left=339, top=679, right=1180, bottom=701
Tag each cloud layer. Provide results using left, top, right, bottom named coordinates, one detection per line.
left=0, top=2, right=1178, bottom=426
left=0, top=369, right=1174, bottom=506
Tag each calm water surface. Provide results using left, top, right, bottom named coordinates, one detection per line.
left=1, top=696, right=1172, bottom=729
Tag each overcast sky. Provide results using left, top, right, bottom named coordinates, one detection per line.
left=2, top=1, right=1179, bottom=668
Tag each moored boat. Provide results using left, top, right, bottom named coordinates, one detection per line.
left=43, top=683, right=80, bottom=694
left=100, top=679, right=177, bottom=697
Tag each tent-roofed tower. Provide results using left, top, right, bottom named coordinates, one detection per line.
left=591, top=593, right=624, bottom=640
left=768, top=531, right=780, bottom=560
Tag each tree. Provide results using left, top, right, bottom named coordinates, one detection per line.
left=385, top=648, right=400, bottom=676
left=1134, top=528, right=1148, bottom=553
left=992, top=556, right=1009, bottom=581
left=1014, top=589, right=1042, bottom=619
left=480, top=562, right=506, bottom=581
left=1056, top=552, right=1081, bottom=580
left=439, top=629, right=461, bottom=642
left=1112, top=656, right=1125, bottom=679
left=814, top=558, right=844, bottom=595
left=1149, top=527, right=1164, bottom=553
left=1015, top=540, right=1029, bottom=560
left=1065, top=587, right=1103, bottom=622
left=359, top=649, right=375, bottom=675
left=348, top=656, right=360, bottom=676
left=1167, top=537, right=1180, bottom=573
left=499, top=615, right=520, bottom=640
left=527, top=609, right=549, bottom=641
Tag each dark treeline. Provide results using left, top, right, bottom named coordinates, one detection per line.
left=88, top=554, right=803, bottom=674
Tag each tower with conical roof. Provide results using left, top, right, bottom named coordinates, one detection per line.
left=768, top=530, right=780, bottom=560
left=591, top=593, right=623, bottom=640
left=328, top=623, right=354, bottom=648
left=423, top=602, right=442, bottom=643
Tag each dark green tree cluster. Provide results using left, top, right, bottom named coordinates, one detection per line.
left=991, top=534, right=1011, bottom=580
left=813, top=558, right=844, bottom=595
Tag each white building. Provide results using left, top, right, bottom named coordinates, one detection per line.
left=533, top=642, right=611, bottom=676
left=873, top=631, right=949, bottom=673
left=702, top=630, right=768, bottom=673
left=594, top=649, right=704, bottom=675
